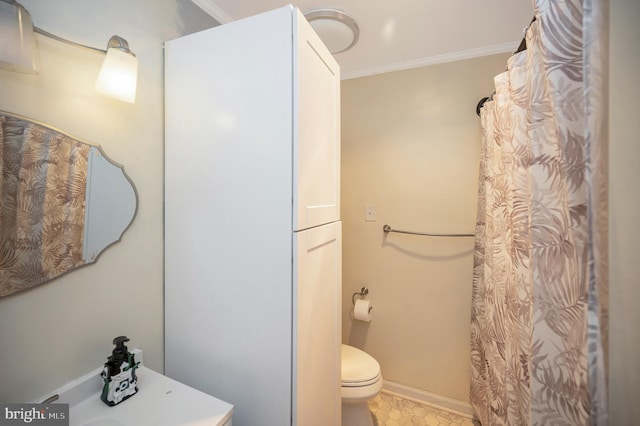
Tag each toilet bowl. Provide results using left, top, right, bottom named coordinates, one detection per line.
left=341, top=344, right=383, bottom=426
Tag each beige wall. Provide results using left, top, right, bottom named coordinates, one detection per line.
left=341, top=53, right=508, bottom=403
left=609, top=0, right=640, bottom=423
left=0, top=0, right=213, bottom=403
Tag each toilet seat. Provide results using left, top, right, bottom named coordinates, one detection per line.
left=342, top=373, right=381, bottom=388
left=341, top=344, right=381, bottom=387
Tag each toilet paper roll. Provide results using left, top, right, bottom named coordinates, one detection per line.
left=353, top=299, right=372, bottom=322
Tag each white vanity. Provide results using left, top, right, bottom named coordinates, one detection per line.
left=36, top=350, right=233, bottom=426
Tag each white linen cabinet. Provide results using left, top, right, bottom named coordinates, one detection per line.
left=164, top=5, right=341, bottom=426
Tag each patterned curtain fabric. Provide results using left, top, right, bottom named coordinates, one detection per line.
left=470, top=0, right=608, bottom=424
left=0, top=114, right=90, bottom=297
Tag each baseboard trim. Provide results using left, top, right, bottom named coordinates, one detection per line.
left=382, top=380, right=474, bottom=418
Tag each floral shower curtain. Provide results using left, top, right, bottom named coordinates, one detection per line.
left=470, top=0, right=608, bottom=425
left=0, top=114, right=90, bottom=297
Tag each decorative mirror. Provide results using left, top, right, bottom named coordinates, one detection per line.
left=0, top=111, right=138, bottom=297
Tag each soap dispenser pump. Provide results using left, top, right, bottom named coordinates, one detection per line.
left=100, top=336, right=140, bottom=406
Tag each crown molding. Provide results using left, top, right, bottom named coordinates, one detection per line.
left=341, top=41, right=519, bottom=80
left=191, top=0, right=234, bottom=24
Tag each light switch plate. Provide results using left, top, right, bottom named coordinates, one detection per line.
left=365, top=204, right=376, bottom=222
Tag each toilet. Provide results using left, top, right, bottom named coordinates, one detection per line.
left=341, top=344, right=383, bottom=426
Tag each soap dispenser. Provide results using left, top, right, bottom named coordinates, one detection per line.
left=100, top=336, right=140, bottom=406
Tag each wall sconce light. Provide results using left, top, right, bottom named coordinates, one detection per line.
left=94, top=36, right=138, bottom=103
left=0, top=0, right=138, bottom=103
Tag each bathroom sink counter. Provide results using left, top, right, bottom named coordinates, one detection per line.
left=71, top=365, right=233, bottom=426
left=39, top=351, right=233, bottom=426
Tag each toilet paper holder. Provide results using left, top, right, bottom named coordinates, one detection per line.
left=352, top=287, right=373, bottom=312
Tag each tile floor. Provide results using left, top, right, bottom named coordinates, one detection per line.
left=367, top=391, right=480, bottom=426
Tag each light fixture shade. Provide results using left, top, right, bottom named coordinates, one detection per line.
left=0, top=0, right=38, bottom=73
left=305, top=9, right=359, bottom=54
left=95, top=47, right=138, bottom=103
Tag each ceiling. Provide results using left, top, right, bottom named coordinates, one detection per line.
left=190, top=0, right=534, bottom=79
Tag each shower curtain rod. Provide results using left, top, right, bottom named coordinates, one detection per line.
left=475, top=16, right=537, bottom=116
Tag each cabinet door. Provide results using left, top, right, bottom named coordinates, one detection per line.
left=293, top=221, right=342, bottom=425
left=293, top=10, right=341, bottom=231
